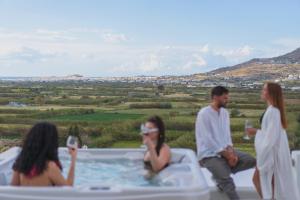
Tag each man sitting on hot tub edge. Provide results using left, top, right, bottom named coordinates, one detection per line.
left=195, top=86, right=256, bottom=200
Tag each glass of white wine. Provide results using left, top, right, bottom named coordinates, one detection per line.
left=243, top=119, right=253, bottom=140
left=66, top=135, right=78, bottom=149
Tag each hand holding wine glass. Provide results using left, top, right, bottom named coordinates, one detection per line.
left=243, top=119, right=252, bottom=140
left=67, top=136, right=78, bottom=161
left=244, top=120, right=257, bottom=139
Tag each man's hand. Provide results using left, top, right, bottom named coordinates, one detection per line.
left=227, top=153, right=239, bottom=167
left=220, top=147, right=239, bottom=167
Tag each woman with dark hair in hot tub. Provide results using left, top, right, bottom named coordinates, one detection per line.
left=11, top=122, right=77, bottom=186
left=142, top=116, right=171, bottom=172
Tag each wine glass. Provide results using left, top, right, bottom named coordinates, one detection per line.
left=243, top=119, right=252, bottom=140
left=66, top=135, right=78, bottom=149
left=140, top=124, right=148, bottom=150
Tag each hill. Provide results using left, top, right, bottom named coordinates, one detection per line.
left=208, top=48, right=300, bottom=80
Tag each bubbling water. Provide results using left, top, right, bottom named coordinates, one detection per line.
left=61, top=158, right=171, bottom=187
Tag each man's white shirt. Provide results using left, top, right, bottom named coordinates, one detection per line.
left=195, top=105, right=233, bottom=160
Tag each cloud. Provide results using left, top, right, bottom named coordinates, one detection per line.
left=35, top=29, right=77, bottom=41
left=0, top=29, right=76, bottom=42
left=214, top=45, right=253, bottom=63
left=182, top=54, right=207, bottom=70
left=1, top=47, right=53, bottom=63
left=0, top=28, right=128, bottom=44
left=140, top=53, right=161, bottom=72
left=216, top=45, right=252, bottom=57
left=109, top=45, right=210, bottom=75
left=0, top=28, right=289, bottom=76
left=101, top=32, right=128, bottom=44
left=272, top=38, right=300, bottom=49
left=0, top=37, right=255, bottom=76
left=199, top=44, right=209, bottom=53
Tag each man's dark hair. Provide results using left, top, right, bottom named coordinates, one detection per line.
left=211, top=86, right=229, bottom=99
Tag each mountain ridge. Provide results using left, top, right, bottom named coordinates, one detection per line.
left=204, top=47, right=300, bottom=80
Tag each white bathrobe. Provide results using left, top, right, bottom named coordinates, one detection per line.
left=255, top=105, right=300, bottom=200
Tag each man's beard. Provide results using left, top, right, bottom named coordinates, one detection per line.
left=218, top=103, right=227, bottom=108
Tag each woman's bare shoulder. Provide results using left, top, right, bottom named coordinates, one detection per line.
left=161, top=144, right=171, bottom=154
left=47, top=161, right=60, bottom=171
left=162, top=143, right=170, bottom=150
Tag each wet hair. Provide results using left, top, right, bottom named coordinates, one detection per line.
left=211, top=86, right=229, bottom=99
left=265, top=82, right=287, bottom=129
left=146, top=116, right=165, bottom=156
left=13, top=122, right=62, bottom=176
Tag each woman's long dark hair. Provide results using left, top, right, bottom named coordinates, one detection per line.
left=147, top=116, right=165, bottom=156
left=13, top=122, right=62, bottom=176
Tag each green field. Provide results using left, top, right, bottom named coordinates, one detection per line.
left=0, top=81, right=299, bottom=155
left=49, top=112, right=144, bottom=122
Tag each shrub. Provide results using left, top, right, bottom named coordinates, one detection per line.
left=68, top=124, right=83, bottom=147
left=294, top=114, right=300, bottom=149
left=127, top=92, right=155, bottom=98
left=34, top=95, right=45, bottom=105
left=61, top=95, right=68, bottom=99
left=98, top=121, right=141, bottom=141
left=80, top=95, right=91, bottom=99
left=230, top=108, right=241, bottom=118
left=228, top=104, right=265, bottom=110
left=111, top=131, right=141, bottom=141
left=230, top=124, right=245, bottom=132
left=58, top=128, right=69, bottom=147
left=165, top=131, right=186, bottom=142
left=169, top=111, right=179, bottom=117
left=106, top=99, right=124, bottom=106
left=86, top=127, right=103, bottom=137
left=231, top=132, right=253, bottom=143
left=0, top=126, right=29, bottom=138
left=93, top=135, right=115, bottom=148
left=169, top=133, right=196, bottom=150
left=165, top=120, right=194, bottom=131
left=129, top=102, right=172, bottom=109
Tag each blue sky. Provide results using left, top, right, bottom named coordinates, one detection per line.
left=0, top=0, right=299, bottom=77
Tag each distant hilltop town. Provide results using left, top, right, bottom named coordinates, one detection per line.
left=1, top=48, right=299, bottom=90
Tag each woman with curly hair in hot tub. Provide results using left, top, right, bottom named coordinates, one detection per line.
left=11, top=122, right=77, bottom=186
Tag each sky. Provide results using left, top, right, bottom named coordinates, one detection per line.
left=0, top=0, right=299, bottom=77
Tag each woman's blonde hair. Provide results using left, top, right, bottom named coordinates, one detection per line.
left=265, top=82, right=287, bottom=129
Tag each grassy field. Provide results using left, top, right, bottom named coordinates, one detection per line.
left=49, top=112, right=144, bottom=122
left=0, top=81, right=299, bottom=156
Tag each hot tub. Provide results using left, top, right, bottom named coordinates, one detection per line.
left=0, top=147, right=210, bottom=200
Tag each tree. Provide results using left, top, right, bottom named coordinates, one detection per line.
left=34, top=95, right=45, bottom=106
left=61, top=94, right=68, bottom=99
left=157, top=84, right=165, bottom=96
left=157, top=84, right=165, bottom=92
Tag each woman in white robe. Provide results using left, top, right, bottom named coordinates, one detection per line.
left=247, top=82, right=299, bottom=200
